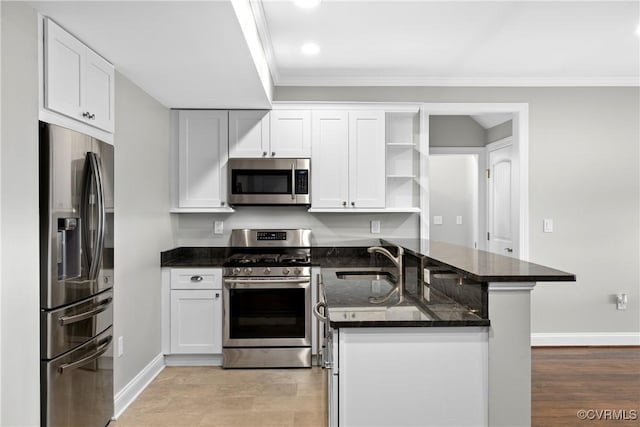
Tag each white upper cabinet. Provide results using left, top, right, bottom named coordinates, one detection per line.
left=311, top=111, right=385, bottom=209
left=177, top=110, right=229, bottom=209
left=311, top=111, right=349, bottom=208
left=229, top=110, right=270, bottom=158
left=349, top=111, right=386, bottom=208
left=270, top=110, right=311, bottom=158
left=44, top=18, right=114, bottom=133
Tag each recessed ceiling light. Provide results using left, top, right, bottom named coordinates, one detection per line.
left=301, top=42, right=320, bottom=55
left=293, top=0, right=321, bottom=9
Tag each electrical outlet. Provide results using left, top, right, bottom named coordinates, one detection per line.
left=456, top=216, right=463, bottom=225
left=616, top=293, right=628, bottom=310
left=117, top=336, right=124, bottom=357
left=543, top=218, right=553, bottom=233
left=214, top=221, right=224, bottom=234
left=370, top=220, right=380, bottom=234
left=433, top=215, right=443, bottom=225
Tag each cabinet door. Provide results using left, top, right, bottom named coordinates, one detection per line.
left=178, top=110, right=229, bottom=208
left=349, top=111, right=386, bottom=208
left=44, top=19, right=84, bottom=122
left=85, top=49, right=115, bottom=132
left=170, top=289, right=222, bottom=354
left=270, top=110, right=311, bottom=158
left=229, top=110, right=270, bottom=158
left=311, top=111, right=349, bottom=208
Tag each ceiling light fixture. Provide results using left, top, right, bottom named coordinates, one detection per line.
left=293, top=0, right=321, bottom=9
left=301, top=42, right=320, bottom=55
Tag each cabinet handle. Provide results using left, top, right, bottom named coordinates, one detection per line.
left=351, top=202, right=355, bottom=207
left=262, top=151, right=267, bottom=156
left=221, top=201, right=225, bottom=206
left=82, top=112, right=91, bottom=119
left=89, top=113, right=96, bottom=120
left=271, top=152, right=276, bottom=156
left=504, top=248, right=513, bottom=253
left=190, top=275, right=203, bottom=282
left=215, top=292, right=220, bottom=298
left=342, top=201, right=347, bottom=207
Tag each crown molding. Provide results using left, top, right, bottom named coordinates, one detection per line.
left=275, top=75, right=640, bottom=87
left=249, top=0, right=280, bottom=85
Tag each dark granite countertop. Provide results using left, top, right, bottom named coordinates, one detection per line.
left=160, top=238, right=575, bottom=284
left=321, top=268, right=489, bottom=328
left=384, top=238, right=576, bottom=283
left=161, top=247, right=228, bottom=267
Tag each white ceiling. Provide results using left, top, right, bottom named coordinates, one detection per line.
left=30, top=1, right=272, bottom=108
left=258, top=0, right=640, bottom=86
left=28, top=1, right=639, bottom=110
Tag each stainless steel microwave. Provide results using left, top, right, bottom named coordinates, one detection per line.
left=228, top=158, right=310, bottom=206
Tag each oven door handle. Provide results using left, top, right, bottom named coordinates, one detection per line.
left=224, top=278, right=310, bottom=285
left=313, top=301, right=327, bottom=322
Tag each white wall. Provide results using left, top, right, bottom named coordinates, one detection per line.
left=275, top=86, right=640, bottom=339
left=113, top=72, right=173, bottom=393
left=0, top=2, right=40, bottom=425
left=174, top=209, right=418, bottom=246
left=429, top=155, right=477, bottom=248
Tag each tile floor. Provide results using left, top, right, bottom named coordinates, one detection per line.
left=112, top=366, right=327, bottom=427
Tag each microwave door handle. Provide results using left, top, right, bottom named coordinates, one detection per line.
left=291, top=163, right=296, bottom=200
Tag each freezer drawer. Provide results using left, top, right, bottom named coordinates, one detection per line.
left=41, top=327, right=113, bottom=427
left=41, top=290, right=113, bottom=359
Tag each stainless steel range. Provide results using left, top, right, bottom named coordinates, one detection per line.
left=222, top=229, right=312, bottom=368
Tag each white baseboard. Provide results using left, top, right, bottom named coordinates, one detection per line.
left=113, top=353, right=165, bottom=419
left=164, top=354, right=223, bottom=366
left=531, top=332, right=640, bottom=347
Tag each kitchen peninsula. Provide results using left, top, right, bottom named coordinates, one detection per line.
left=161, top=237, right=575, bottom=427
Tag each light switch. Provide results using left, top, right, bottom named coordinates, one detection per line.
left=214, top=221, right=224, bottom=234
left=433, top=216, right=443, bottom=225
left=456, top=216, right=463, bottom=225
left=543, top=218, right=553, bottom=233
left=370, top=220, right=381, bottom=234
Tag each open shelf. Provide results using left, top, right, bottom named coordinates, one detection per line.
left=385, top=111, right=420, bottom=211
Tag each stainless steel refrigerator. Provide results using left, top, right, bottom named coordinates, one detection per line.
left=39, top=122, right=114, bottom=427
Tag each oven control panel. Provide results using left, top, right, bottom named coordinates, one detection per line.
left=257, top=231, right=287, bottom=241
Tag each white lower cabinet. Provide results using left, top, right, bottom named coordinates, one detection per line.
left=170, top=289, right=222, bottom=354
left=165, top=268, right=223, bottom=357
left=329, top=327, right=488, bottom=427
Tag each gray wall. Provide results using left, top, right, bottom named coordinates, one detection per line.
left=430, top=116, right=485, bottom=147
left=175, top=209, right=419, bottom=246
left=1, top=3, right=40, bottom=424
left=429, top=155, right=477, bottom=248
left=113, top=73, right=173, bottom=393
left=486, top=120, right=513, bottom=144
left=275, top=86, right=640, bottom=337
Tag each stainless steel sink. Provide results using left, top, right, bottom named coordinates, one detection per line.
left=335, top=271, right=396, bottom=282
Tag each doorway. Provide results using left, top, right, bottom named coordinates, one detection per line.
left=420, top=104, right=529, bottom=259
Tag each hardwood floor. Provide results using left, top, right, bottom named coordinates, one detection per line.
left=532, top=347, right=640, bottom=426
left=113, top=347, right=640, bottom=426
left=112, top=366, right=326, bottom=427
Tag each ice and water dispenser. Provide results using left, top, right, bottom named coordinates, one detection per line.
left=57, top=217, right=81, bottom=280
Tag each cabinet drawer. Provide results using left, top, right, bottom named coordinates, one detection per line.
left=170, top=268, right=221, bottom=290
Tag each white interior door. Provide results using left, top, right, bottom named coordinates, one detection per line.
left=487, top=141, right=515, bottom=256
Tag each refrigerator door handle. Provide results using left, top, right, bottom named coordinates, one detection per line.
left=57, top=335, right=113, bottom=374
left=58, top=297, right=113, bottom=326
left=81, top=152, right=106, bottom=281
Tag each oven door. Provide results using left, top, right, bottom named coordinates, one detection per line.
left=228, top=158, right=310, bottom=205
left=223, top=277, right=311, bottom=347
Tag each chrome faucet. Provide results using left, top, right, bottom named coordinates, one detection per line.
left=367, top=245, right=404, bottom=304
